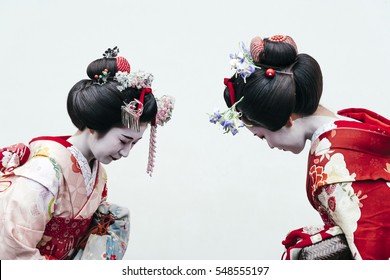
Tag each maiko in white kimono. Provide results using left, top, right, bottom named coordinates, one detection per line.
left=0, top=136, right=129, bottom=260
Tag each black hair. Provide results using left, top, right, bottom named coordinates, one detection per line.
left=67, top=56, right=157, bottom=132
left=224, top=36, right=323, bottom=131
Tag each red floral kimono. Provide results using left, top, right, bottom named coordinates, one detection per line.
left=283, top=108, right=390, bottom=260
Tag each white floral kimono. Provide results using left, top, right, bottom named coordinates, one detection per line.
left=0, top=136, right=129, bottom=260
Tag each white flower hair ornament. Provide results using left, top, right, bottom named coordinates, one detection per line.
left=229, top=41, right=260, bottom=82
left=115, top=70, right=175, bottom=176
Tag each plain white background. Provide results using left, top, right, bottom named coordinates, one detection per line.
left=0, top=0, right=389, bottom=260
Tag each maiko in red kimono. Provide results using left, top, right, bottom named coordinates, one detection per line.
left=282, top=108, right=390, bottom=260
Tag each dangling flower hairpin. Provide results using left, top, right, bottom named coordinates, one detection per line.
left=208, top=96, right=246, bottom=136
left=147, top=95, right=175, bottom=176
left=115, top=70, right=175, bottom=176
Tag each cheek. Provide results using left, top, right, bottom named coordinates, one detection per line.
left=92, top=139, right=118, bottom=157
left=247, top=126, right=264, bottom=136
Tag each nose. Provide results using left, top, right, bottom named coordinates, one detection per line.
left=119, top=143, right=133, bottom=158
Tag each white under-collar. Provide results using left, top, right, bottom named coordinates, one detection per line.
left=67, top=145, right=98, bottom=196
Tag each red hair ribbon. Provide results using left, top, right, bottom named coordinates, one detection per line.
left=224, top=78, right=235, bottom=106
left=139, top=87, right=152, bottom=106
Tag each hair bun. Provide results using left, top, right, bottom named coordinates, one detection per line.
left=250, top=36, right=264, bottom=64
left=250, top=34, right=298, bottom=67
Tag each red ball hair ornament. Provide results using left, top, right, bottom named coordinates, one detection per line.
left=265, top=68, right=275, bottom=78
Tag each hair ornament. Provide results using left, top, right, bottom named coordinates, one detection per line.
left=229, top=38, right=295, bottom=81
left=118, top=71, right=154, bottom=131
left=155, top=95, right=175, bottom=126
left=146, top=95, right=175, bottom=176
left=103, top=46, right=119, bottom=58
left=269, top=35, right=287, bottom=42
left=116, top=56, right=131, bottom=73
left=94, top=68, right=110, bottom=85
left=230, top=42, right=260, bottom=83
left=121, top=99, right=144, bottom=131
left=265, top=68, right=275, bottom=78
left=268, top=35, right=298, bottom=51
left=250, top=36, right=264, bottom=64
left=208, top=96, right=247, bottom=136
left=115, top=70, right=154, bottom=92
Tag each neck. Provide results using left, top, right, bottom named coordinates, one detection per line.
left=292, top=105, right=339, bottom=141
left=67, top=130, right=94, bottom=163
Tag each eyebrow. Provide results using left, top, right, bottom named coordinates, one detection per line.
left=121, top=134, right=142, bottom=141
left=121, top=134, right=134, bottom=140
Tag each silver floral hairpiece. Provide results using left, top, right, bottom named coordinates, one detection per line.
left=115, top=70, right=155, bottom=131
left=115, top=70, right=154, bottom=92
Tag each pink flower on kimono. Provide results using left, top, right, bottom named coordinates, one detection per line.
left=110, top=254, right=117, bottom=260
left=70, top=155, right=81, bottom=174
left=355, top=190, right=368, bottom=208
left=328, top=196, right=336, bottom=212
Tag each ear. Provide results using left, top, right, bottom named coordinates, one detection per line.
left=285, top=117, right=293, bottom=128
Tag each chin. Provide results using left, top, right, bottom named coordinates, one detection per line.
left=289, top=145, right=306, bottom=154
left=98, top=157, right=112, bottom=165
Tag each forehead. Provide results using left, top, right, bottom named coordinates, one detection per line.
left=106, top=123, right=148, bottom=138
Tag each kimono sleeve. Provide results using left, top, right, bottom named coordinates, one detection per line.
left=0, top=157, right=60, bottom=259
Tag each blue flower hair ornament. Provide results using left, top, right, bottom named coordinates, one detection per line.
left=208, top=96, right=249, bottom=136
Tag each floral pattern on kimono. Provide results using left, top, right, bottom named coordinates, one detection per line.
left=283, top=108, right=390, bottom=260
left=0, top=136, right=130, bottom=260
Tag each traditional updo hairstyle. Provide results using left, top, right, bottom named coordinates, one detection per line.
left=223, top=35, right=323, bottom=131
left=67, top=47, right=157, bottom=132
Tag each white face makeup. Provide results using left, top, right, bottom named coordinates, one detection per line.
left=88, top=123, right=148, bottom=164
left=247, top=122, right=307, bottom=154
